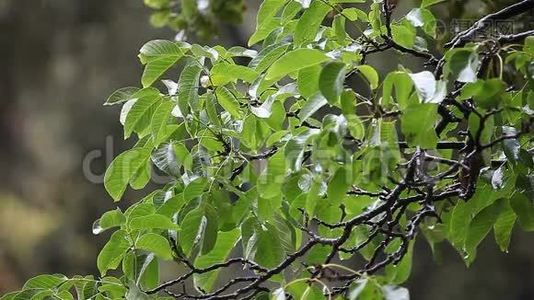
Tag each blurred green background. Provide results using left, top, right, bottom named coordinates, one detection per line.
left=0, top=0, right=533, bottom=299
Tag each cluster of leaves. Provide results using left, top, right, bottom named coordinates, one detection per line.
left=3, top=0, right=534, bottom=299
left=144, top=0, right=245, bottom=40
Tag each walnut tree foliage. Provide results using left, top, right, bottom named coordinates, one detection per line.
left=3, top=0, right=534, bottom=299
left=144, top=0, right=245, bottom=40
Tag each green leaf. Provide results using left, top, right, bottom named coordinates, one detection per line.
left=97, top=230, right=131, bottom=275
left=510, top=193, right=534, bottom=231
left=23, top=274, right=68, bottom=290
left=105, top=87, right=140, bottom=106
left=297, top=93, right=328, bottom=123
left=444, top=48, right=480, bottom=83
left=448, top=199, right=472, bottom=249
left=215, top=87, right=243, bottom=119
left=400, top=103, right=438, bottom=148
left=306, top=178, right=322, bottom=217
left=494, top=199, right=516, bottom=252
left=123, top=253, right=159, bottom=290
left=136, top=233, right=173, bottom=260
left=285, top=128, right=320, bottom=171
left=391, top=21, right=416, bottom=49
left=266, top=49, right=329, bottom=81
left=151, top=100, right=174, bottom=146
left=193, top=229, right=240, bottom=292
left=464, top=198, right=505, bottom=265
left=348, top=278, right=383, bottom=300
left=177, top=59, right=203, bottom=116
left=248, top=0, right=286, bottom=46
left=139, top=40, right=186, bottom=87
left=104, top=148, right=151, bottom=201
left=355, top=65, right=379, bottom=90
left=93, top=209, right=126, bottom=235
left=254, top=223, right=285, bottom=268
left=342, top=8, right=368, bottom=21
left=382, top=71, right=413, bottom=107
left=294, top=0, right=331, bottom=45
left=179, top=207, right=204, bottom=257
left=327, top=167, right=350, bottom=203
left=319, top=62, right=347, bottom=104
left=124, top=89, right=162, bottom=138
left=258, top=150, right=286, bottom=199
left=249, top=43, right=290, bottom=73
left=129, top=214, right=180, bottom=231
left=297, top=64, right=322, bottom=99
left=407, top=8, right=437, bottom=37
left=210, top=63, right=259, bottom=86
left=385, top=242, right=414, bottom=284
left=183, top=178, right=208, bottom=203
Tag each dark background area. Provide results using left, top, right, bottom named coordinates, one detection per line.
left=0, top=0, right=533, bottom=299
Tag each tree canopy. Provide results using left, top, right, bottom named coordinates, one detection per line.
left=2, top=0, right=534, bottom=299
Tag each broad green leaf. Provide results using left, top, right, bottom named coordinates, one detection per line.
left=254, top=223, right=285, bottom=268
left=355, top=65, right=379, bottom=90
left=305, top=178, right=322, bottom=217
left=177, top=59, right=203, bottom=116
left=139, top=40, right=186, bottom=87
left=97, top=230, right=130, bottom=275
left=193, top=229, right=240, bottom=292
left=348, top=278, right=383, bottom=300
left=93, top=209, right=126, bottom=235
left=297, top=93, right=328, bottom=123
left=249, top=0, right=286, bottom=46
left=342, top=8, right=368, bottom=21
left=494, top=199, right=516, bottom=252
left=444, top=48, right=480, bottom=83
left=464, top=198, right=505, bottom=265
left=124, top=89, right=162, bottom=138
left=285, top=128, right=320, bottom=171
left=136, top=233, right=173, bottom=260
left=510, top=193, right=534, bottom=231
left=23, top=274, right=68, bottom=290
left=382, top=71, right=413, bottom=107
left=294, top=1, right=331, bottom=45
left=448, top=199, right=472, bottom=249
left=104, top=148, right=151, bottom=201
left=129, top=214, right=180, bottom=231
left=266, top=49, right=329, bottom=81
left=400, top=103, right=438, bottom=148
left=215, top=87, right=243, bottom=119
left=391, top=21, right=416, bottom=49
left=105, top=87, right=140, bottom=106
left=179, top=207, right=204, bottom=257
left=327, top=166, right=350, bottom=203
left=249, top=43, right=290, bottom=73
left=258, top=150, right=286, bottom=198
left=210, top=63, right=259, bottom=86
left=406, top=8, right=437, bottom=37
left=385, top=242, right=414, bottom=284
left=122, top=253, right=159, bottom=290
left=319, top=62, right=347, bottom=104
left=297, top=64, right=322, bottom=99
left=183, top=178, right=208, bottom=203
left=150, top=100, right=174, bottom=145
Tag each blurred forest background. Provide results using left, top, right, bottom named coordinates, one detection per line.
left=0, top=0, right=534, bottom=299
